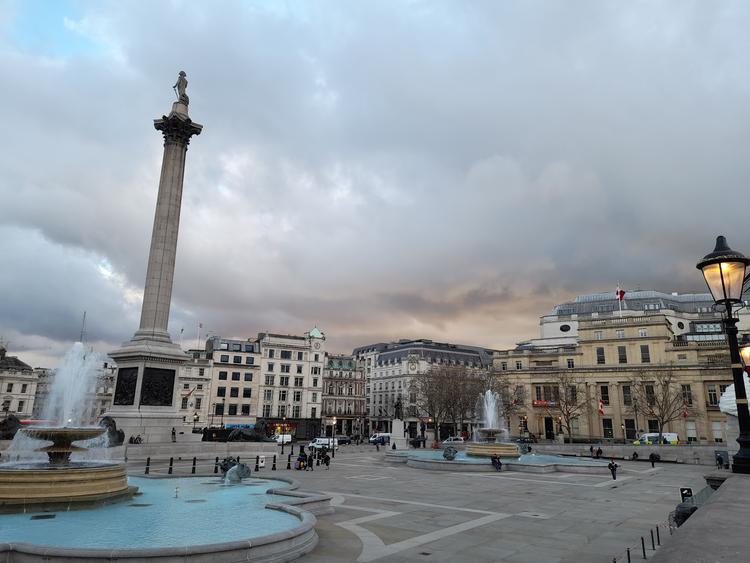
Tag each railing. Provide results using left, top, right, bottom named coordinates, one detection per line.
left=611, top=521, right=675, bottom=562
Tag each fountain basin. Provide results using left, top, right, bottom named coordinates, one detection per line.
left=465, top=442, right=519, bottom=457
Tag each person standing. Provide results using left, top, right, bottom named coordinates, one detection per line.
left=171, top=427, right=176, bottom=443
left=716, top=453, right=724, bottom=470
left=608, top=459, right=619, bottom=480
left=590, top=445, right=594, bottom=458
left=649, top=452, right=658, bottom=468
left=596, top=447, right=603, bottom=459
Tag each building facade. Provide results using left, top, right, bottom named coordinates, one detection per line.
left=322, top=354, right=365, bottom=438
left=494, top=290, right=742, bottom=444
left=0, top=345, right=38, bottom=419
left=177, top=349, right=213, bottom=430
left=353, top=339, right=495, bottom=438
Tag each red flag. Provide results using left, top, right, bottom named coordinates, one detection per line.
left=598, top=399, right=605, bottom=415
left=616, top=286, right=625, bottom=301
left=682, top=401, right=689, bottom=419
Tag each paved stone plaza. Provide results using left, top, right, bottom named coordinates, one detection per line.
left=287, top=448, right=708, bottom=563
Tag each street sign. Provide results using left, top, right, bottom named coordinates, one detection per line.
left=680, top=487, right=693, bottom=502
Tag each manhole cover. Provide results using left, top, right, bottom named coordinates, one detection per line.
left=129, top=503, right=153, bottom=507
left=420, top=552, right=431, bottom=556
left=31, top=514, right=56, bottom=520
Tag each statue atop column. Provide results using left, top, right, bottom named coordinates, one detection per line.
left=173, top=71, right=189, bottom=105
left=394, top=397, right=403, bottom=421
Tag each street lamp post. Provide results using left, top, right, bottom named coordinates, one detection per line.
left=697, top=235, right=750, bottom=474
left=281, top=415, right=287, bottom=456
left=220, top=398, right=226, bottom=428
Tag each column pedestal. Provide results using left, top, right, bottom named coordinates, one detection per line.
left=391, top=419, right=409, bottom=450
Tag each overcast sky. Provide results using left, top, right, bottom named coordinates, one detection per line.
left=2, top=1, right=750, bottom=368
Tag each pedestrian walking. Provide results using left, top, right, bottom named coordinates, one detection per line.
left=171, top=427, right=176, bottom=443
left=716, top=453, right=724, bottom=470
left=307, top=452, right=314, bottom=471
left=323, top=453, right=331, bottom=469
left=649, top=452, right=658, bottom=468
left=608, top=459, right=618, bottom=480
left=596, top=447, right=603, bottom=459
left=589, top=445, right=594, bottom=458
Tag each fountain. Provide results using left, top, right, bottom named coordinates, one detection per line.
left=0, top=343, right=132, bottom=511
left=465, top=390, right=519, bottom=458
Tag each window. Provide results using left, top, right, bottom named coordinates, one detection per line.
left=280, top=364, right=290, bottom=374
left=677, top=353, right=687, bottom=360
left=598, top=384, right=611, bottom=406
left=199, top=368, right=205, bottom=376
left=648, top=419, right=659, bottom=433
left=293, top=405, right=301, bottom=418
left=645, top=384, right=655, bottom=405
left=267, top=363, right=275, bottom=372
left=617, top=346, right=627, bottom=364
left=244, top=372, right=252, bottom=382
left=565, top=386, right=577, bottom=403
left=241, top=404, right=250, bottom=416
left=246, top=357, right=254, bottom=365
left=243, top=388, right=252, bottom=398
left=297, top=351, right=304, bottom=361
left=640, top=345, right=650, bottom=364
left=215, top=403, right=224, bottom=415
left=314, top=353, right=320, bottom=362
left=312, top=392, right=318, bottom=402
left=501, top=362, right=507, bottom=371
left=232, top=372, right=240, bottom=381
left=293, top=391, right=302, bottom=402
left=218, top=371, right=227, bottom=380
left=263, top=389, right=273, bottom=401
left=268, top=349, right=275, bottom=358
left=594, top=330, right=603, bottom=340
left=638, top=328, right=648, bottom=337
left=232, top=343, right=241, bottom=352
left=181, top=397, right=188, bottom=409
left=712, top=421, right=724, bottom=443
left=294, top=377, right=304, bottom=387
left=277, top=405, right=287, bottom=417
left=265, top=375, right=274, bottom=385
left=6, top=383, right=12, bottom=393
left=296, top=365, right=303, bottom=374
left=280, top=350, right=292, bottom=360
left=197, top=384, right=203, bottom=390
left=220, top=342, right=228, bottom=350
left=228, top=404, right=237, bottom=415
left=217, top=386, right=226, bottom=397
left=602, top=418, right=613, bottom=439
left=21, top=384, right=27, bottom=394
left=686, top=421, right=697, bottom=443
left=311, top=407, right=317, bottom=418
left=616, top=329, right=625, bottom=339
left=596, top=347, right=605, bottom=365
left=624, top=418, right=636, bottom=440
left=220, top=355, right=229, bottom=363
left=707, top=384, right=719, bottom=406
left=230, top=387, right=239, bottom=398
left=280, top=376, right=289, bottom=386
left=183, top=383, right=190, bottom=389
left=681, top=384, right=693, bottom=406
left=195, top=398, right=202, bottom=409
left=279, top=390, right=287, bottom=401
left=311, top=366, right=321, bottom=375
left=622, top=385, right=632, bottom=406
left=515, top=361, right=523, bottom=370
left=263, top=404, right=272, bottom=417
left=233, top=356, right=242, bottom=364
left=245, top=344, right=254, bottom=352
left=566, top=359, right=575, bottom=369
left=313, top=378, right=318, bottom=387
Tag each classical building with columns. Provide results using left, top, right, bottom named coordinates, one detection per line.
left=322, top=354, right=365, bottom=438
left=495, top=290, right=747, bottom=444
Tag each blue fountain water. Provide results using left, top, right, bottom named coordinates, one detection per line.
left=0, top=477, right=298, bottom=549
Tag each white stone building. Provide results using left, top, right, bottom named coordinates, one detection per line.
left=0, top=345, right=38, bottom=419
left=322, top=354, right=366, bottom=438
left=177, top=349, right=213, bottom=430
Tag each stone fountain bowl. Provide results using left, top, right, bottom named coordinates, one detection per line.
left=21, top=426, right=105, bottom=444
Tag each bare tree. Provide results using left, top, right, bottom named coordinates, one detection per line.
left=444, top=368, right=484, bottom=437
left=627, top=370, right=698, bottom=440
left=410, top=365, right=459, bottom=445
left=541, top=371, right=592, bottom=443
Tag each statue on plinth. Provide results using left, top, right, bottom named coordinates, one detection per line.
left=173, top=71, right=189, bottom=105
left=394, top=397, right=403, bottom=421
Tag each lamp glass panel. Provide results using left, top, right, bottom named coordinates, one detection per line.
left=740, top=344, right=750, bottom=367
left=702, top=261, right=747, bottom=303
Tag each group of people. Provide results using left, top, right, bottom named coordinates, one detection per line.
left=295, top=447, right=332, bottom=471
left=589, top=445, right=604, bottom=458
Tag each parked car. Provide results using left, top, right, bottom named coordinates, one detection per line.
left=308, top=437, right=339, bottom=450
left=633, top=432, right=679, bottom=445
left=441, top=436, right=465, bottom=444
left=335, top=434, right=352, bottom=445
left=274, top=434, right=293, bottom=444
left=369, top=433, right=391, bottom=445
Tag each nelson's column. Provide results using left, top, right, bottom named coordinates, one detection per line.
left=107, top=72, right=202, bottom=442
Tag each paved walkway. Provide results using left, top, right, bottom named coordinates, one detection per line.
left=290, top=448, right=708, bottom=563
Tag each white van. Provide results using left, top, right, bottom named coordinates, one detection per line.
left=308, top=437, right=338, bottom=450
left=369, top=433, right=391, bottom=445
left=274, top=434, right=292, bottom=444
left=633, top=432, right=679, bottom=445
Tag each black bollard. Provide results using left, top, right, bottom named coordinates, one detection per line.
left=168, top=457, right=174, bottom=475
left=237, top=456, right=240, bottom=463
left=332, top=446, right=335, bottom=459
left=191, top=457, right=196, bottom=474
left=214, top=456, right=219, bottom=474
left=656, top=527, right=660, bottom=546
left=145, top=457, right=151, bottom=475
left=316, top=456, right=320, bottom=466
left=287, top=453, right=292, bottom=470
left=650, top=529, right=655, bottom=551
left=641, top=537, right=647, bottom=559
left=626, top=547, right=631, bottom=563
left=255, top=455, right=260, bottom=472
left=272, top=455, right=277, bottom=470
